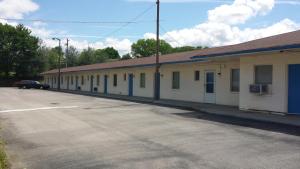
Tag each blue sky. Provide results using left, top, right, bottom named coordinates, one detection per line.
left=0, top=0, right=300, bottom=54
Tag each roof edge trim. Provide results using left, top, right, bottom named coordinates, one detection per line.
left=191, top=44, right=300, bottom=60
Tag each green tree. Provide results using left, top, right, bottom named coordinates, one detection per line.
left=48, top=47, right=62, bottom=70
left=77, top=47, right=95, bottom=66
left=94, top=47, right=120, bottom=63
left=0, top=23, right=16, bottom=78
left=37, top=45, right=51, bottom=72
left=0, top=24, right=40, bottom=78
left=94, top=49, right=109, bottom=63
left=102, top=47, right=120, bottom=59
left=121, top=53, right=132, bottom=60
left=66, top=46, right=79, bottom=67
left=131, top=39, right=173, bottom=58
left=172, top=46, right=197, bottom=53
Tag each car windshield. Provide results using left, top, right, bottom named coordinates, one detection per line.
left=35, top=81, right=40, bottom=84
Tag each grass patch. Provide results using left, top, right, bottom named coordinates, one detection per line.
left=0, top=141, right=8, bottom=169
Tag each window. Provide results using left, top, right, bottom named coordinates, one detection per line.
left=140, top=73, right=146, bottom=88
left=172, top=72, right=180, bottom=89
left=71, top=76, right=74, bottom=85
left=255, top=65, right=273, bottom=84
left=54, top=77, right=56, bottom=84
left=231, top=69, right=240, bottom=92
left=97, top=75, right=100, bottom=86
left=61, top=76, right=63, bottom=84
left=195, top=71, right=200, bottom=81
left=113, top=74, right=117, bottom=87
left=124, top=74, right=127, bottom=81
left=206, top=72, right=215, bottom=93
left=81, top=76, right=84, bottom=85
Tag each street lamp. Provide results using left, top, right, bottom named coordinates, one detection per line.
left=52, top=37, right=61, bottom=90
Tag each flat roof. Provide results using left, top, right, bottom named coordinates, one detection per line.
left=42, top=29, right=300, bottom=75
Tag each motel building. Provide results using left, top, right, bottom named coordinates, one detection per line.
left=42, top=30, right=300, bottom=115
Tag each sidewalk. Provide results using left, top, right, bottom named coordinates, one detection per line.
left=53, top=89, right=300, bottom=127
left=155, top=99, right=300, bottom=127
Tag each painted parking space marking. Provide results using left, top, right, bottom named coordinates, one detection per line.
left=0, top=106, right=79, bottom=113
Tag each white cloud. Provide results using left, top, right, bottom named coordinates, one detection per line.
left=1, top=0, right=299, bottom=56
left=208, top=0, right=275, bottom=25
left=32, top=21, right=47, bottom=27
left=0, top=18, right=18, bottom=26
left=40, top=38, right=132, bottom=55
left=144, top=0, right=299, bottom=48
left=0, top=0, right=39, bottom=19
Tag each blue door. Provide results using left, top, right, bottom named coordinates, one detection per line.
left=51, top=77, right=54, bottom=88
left=67, top=76, right=69, bottom=90
left=90, top=75, right=94, bottom=92
left=104, top=75, right=108, bottom=94
left=75, top=76, right=78, bottom=90
left=288, top=64, right=300, bottom=114
left=128, top=74, right=133, bottom=96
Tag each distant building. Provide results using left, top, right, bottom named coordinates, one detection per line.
left=42, top=30, right=300, bottom=115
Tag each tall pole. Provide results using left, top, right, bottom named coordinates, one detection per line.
left=58, top=39, right=61, bottom=91
left=66, top=38, right=69, bottom=68
left=154, top=0, right=160, bottom=100
left=53, top=37, right=61, bottom=91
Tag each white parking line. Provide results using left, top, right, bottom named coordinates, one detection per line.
left=0, top=106, right=79, bottom=113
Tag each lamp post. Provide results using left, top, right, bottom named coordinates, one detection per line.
left=52, top=37, right=61, bottom=90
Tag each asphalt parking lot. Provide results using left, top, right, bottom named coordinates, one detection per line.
left=0, top=88, right=300, bottom=169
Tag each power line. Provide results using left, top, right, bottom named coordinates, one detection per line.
left=0, top=18, right=146, bottom=24
left=102, top=4, right=156, bottom=38
left=160, top=25, right=183, bottom=46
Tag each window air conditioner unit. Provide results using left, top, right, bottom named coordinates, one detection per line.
left=249, top=84, right=268, bottom=95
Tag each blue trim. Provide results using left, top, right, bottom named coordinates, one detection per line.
left=191, top=44, right=300, bottom=60
left=104, top=75, right=108, bottom=94
left=288, top=64, right=300, bottom=115
left=154, top=72, right=160, bottom=100
left=128, top=74, right=133, bottom=97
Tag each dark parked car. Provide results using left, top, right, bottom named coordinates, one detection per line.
left=16, top=80, right=50, bottom=89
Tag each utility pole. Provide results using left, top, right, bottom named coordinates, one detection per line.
left=52, top=38, right=61, bottom=90
left=65, top=38, right=69, bottom=68
left=154, top=0, right=160, bottom=100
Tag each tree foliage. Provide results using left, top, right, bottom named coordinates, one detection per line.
left=131, top=39, right=173, bottom=58
left=121, top=53, right=132, bottom=60
left=66, top=46, right=79, bottom=67
left=0, top=22, right=207, bottom=82
left=0, top=23, right=40, bottom=78
left=76, top=47, right=121, bottom=66
left=131, top=39, right=207, bottom=58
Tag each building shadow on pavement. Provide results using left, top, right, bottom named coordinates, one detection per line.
left=172, top=111, right=300, bottom=136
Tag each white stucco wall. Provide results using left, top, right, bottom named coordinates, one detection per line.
left=44, top=60, right=240, bottom=106
left=160, top=61, right=240, bottom=106
left=239, top=51, right=300, bottom=113
left=46, top=67, right=155, bottom=98
left=132, top=68, right=155, bottom=98
left=46, top=75, right=57, bottom=89
left=43, top=50, right=300, bottom=112
left=100, top=67, right=155, bottom=97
